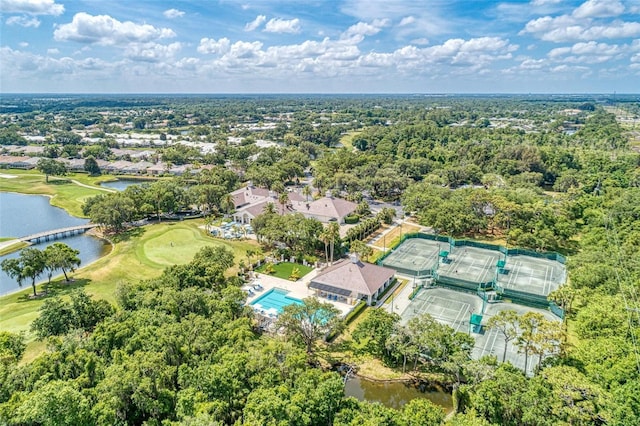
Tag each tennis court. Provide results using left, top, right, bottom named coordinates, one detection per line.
left=497, top=255, right=566, bottom=297
left=400, top=287, right=483, bottom=333
left=474, top=302, right=559, bottom=376
left=438, top=246, right=501, bottom=284
left=400, top=287, right=560, bottom=376
left=382, top=238, right=441, bottom=276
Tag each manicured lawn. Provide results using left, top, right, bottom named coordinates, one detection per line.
left=0, top=169, right=114, bottom=217
left=255, top=261, right=313, bottom=280
left=0, top=219, right=259, bottom=361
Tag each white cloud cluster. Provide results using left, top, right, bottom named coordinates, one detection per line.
left=195, top=27, right=516, bottom=81
left=54, top=13, right=176, bottom=45
left=125, top=42, right=183, bottom=63
left=6, top=15, right=40, bottom=27
left=264, top=18, right=301, bottom=34
left=244, top=15, right=301, bottom=34
left=163, top=9, right=185, bottom=19
left=572, top=0, right=625, bottom=19
left=548, top=41, right=624, bottom=64
left=0, top=0, right=63, bottom=15
left=521, top=0, right=639, bottom=42
left=245, top=15, right=266, bottom=31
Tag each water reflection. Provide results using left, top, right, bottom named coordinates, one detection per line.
left=343, top=376, right=453, bottom=411
left=100, top=179, right=145, bottom=191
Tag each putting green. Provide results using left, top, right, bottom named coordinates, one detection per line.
left=144, top=226, right=212, bottom=266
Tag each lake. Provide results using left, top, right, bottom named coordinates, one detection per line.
left=343, top=376, right=453, bottom=412
left=0, top=192, right=110, bottom=295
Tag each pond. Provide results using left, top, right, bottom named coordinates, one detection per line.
left=100, top=179, right=147, bottom=191
left=0, top=192, right=110, bottom=295
left=343, top=376, right=453, bottom=412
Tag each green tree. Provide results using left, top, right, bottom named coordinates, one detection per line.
left=349, top=240, right=373, bottom=261
left=37, top=158, right=67, bottom=183
left=326, top=221, right=341, bottom=264
left=0, top=331, right=25, bottom=364
left=13, top=381, right=93, bottom=426
left=88, top=192, right=136, bottom=231
left=515, top=312, right=545, bottom=373
left=1, top=247, right=47, bottom=297
left=276, top=297, right=342, bottom=356
left=352, top=307, right=400, bottom=359
left=30, top=297, right=73, bottom=340
left=84, top=155, right=101, bottom=175
left=486, top=310, right=519, bottom=363
left=43, top=242, right=81, bottom=282
left=400, top=398, right=446, bottom=426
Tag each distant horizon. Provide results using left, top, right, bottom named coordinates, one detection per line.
left=2, top=92, right=638, bottom=96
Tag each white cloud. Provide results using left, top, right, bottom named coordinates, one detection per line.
left=47, top=48, right=59, bottom=55
left=342, top=19, right=390, bottom=43
left=0, top=0, right=63, bottom=15
left=163, top=9, right=185, bottom=19
left=6, top=15, right=40, bottom=27
left=572, top=0, right=625, bottom=19
left=264, top=18, right=301, bottom=34
left=341, top=0, right=450, bottom=35
left=245, top=15, right=266, bottom=31
left=54, top=13, right=176, bottom=45
left=551, top=64, right=590, bottom=73
left=548, top=41, right=626, bottom=64
left=522, top=15, right=640, bottom=42
left=18, top=42, right=28, bottom=47
left=198, top=37, right=231, bottom=54
left=399, top=16, right=415, bottom=26
left=531, top=0, right=561, bottom=5
left=124, top=42, right=183, bottom=62
left=411, top=38, right=429, bottom=46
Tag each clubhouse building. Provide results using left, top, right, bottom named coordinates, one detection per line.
left=230, top=182, right=357, bottom=224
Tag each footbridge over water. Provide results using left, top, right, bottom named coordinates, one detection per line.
left=19, top=224, right=98, bottom=244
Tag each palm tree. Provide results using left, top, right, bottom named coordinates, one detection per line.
left=265, top=202, right=277, bottom=215
left=221, top=193, right=235, bottom=217
left=302, top=185, right=312, bottom=202
left=246, top=249, right=255, bottom=270
left=319, top=229, right=330, bottom=265
left=278, top=192, right=289, bottom=215
left=327, top=222, right=340, bottom=264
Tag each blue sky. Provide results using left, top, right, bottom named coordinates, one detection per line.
left=1, top=0, right=639, bottom=93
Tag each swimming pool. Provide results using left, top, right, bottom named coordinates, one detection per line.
left=250, top=288, right=304, bottom=314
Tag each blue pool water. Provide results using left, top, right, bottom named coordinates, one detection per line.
left=250, top=288, right=304, bottom=313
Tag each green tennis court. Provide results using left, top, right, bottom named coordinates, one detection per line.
left=438, top=246, right=501, bottom=285
left=381, top=238, right=441, bottom=276
left=497, top=255, right=565, bottom=297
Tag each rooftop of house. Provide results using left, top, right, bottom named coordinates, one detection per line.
left=311, top=256, right=396, bottom=296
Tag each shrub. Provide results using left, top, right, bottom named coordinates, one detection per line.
left=264, top=263, right=276, bottom=275
left=344, top=214, right=360, bottom=224
left=289, top=267, right=301, bottom=281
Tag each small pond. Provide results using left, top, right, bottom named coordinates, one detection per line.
left=343, top=376, right=453, bottom=412
left=100, top=179, right=149, bottom=191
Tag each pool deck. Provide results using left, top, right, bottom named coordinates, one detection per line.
left=245, top=268, right=354, bottom=317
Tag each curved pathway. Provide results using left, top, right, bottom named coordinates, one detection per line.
left=71, top=179, right=116, bottom=193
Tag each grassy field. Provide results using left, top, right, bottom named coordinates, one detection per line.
left=0, top=220, right=259, bottom=360
left=0, top=169, right=115, bottom=217
left=255, top=261, right=313, bottom=280
left=338, top=130, right=361, bottom=150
